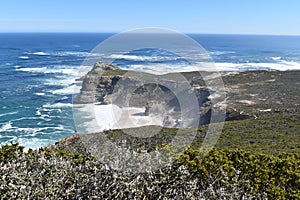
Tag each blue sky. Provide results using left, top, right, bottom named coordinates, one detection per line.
left=0, top=0, right=299, bottom=35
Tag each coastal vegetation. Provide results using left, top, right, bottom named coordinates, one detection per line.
left=0, top=113, right=299, bottom=199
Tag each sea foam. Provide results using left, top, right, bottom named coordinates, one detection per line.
left=0, top=111, right=18, bottom=118
left=42, top=103, right=73, bottom=108
left=19, top=56, right=29, bottom=59
left=215, top=61, right=300, bottom=71
left=0, top=121, right=13, bottom=132
left=31, top=51, right=49, bottom=56
left=51, top=84, right=81, bottom=95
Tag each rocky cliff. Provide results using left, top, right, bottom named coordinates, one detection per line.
left=74, top=62, right=300, bottom=127
left=73, top=62, right=217, bottom=127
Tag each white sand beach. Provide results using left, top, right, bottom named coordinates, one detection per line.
left=74, top=103, right=164, bottom=134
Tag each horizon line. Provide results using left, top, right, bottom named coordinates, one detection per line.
left=0, top=31, right=299, bottom=37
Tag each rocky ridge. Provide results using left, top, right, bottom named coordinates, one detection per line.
left=73, top=62, right=219, bottom=127
left=74, top=62, right=300, bottom=127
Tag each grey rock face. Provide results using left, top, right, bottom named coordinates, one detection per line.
left=88, top=61, right=119, bottom=75
left=74, top=62, right=225, bottom=127
left=73, top=62, right=121, bottom=104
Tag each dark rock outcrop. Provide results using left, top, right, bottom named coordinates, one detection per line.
left=73, top=62, right=122, bottom=104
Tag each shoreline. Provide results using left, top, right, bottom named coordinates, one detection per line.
left=73, top=103, right=164, bottom=134
left=1, top=69, right=299, bottom=150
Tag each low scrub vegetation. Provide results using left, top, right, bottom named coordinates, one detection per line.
left=0, top=141, right=299, bottom=199
left=1, top=113, right=299, bottom=199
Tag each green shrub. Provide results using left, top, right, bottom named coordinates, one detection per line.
left=177, top=147, right=300, bottom=199
left=0, top=142, right=24, bottom=163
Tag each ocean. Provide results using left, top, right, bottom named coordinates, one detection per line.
left=0, top=33, right=300, bottom=149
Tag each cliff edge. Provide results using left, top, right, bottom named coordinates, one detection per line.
left=74, top=62, right=300, bottom=127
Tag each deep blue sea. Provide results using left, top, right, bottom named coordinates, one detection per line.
left=1, top=33, right=300, bottom=149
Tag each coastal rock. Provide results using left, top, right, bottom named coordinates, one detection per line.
left=73, top=62, right=122, bottom=104
left=88, top=61, right=119, bottom=75
left=74, top=62, right=216, bottom=127
left=163, top=115, right=176, bottom=127
left=75, top=62, right=300, bottom=127
left=145, top=102, right=150, bottom=116
left=225, top=108, right=250, bottom=121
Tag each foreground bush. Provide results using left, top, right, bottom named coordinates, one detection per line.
left=0, top=143, right=299, bottom=199
left=177, top=147, right=300, bottom=199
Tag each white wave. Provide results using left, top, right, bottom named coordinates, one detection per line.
left=54, top=125, right=64, bottom=130
left=25, top=50, right=103, bottom=59
left=43, top=103, right=73, bottom=108
left=126, top=63, right=208, bottom=74
left=215, top=61, right=300, bottom=71
left=0, top=111, right=18, bottom=117
left=19, top=56, right=29, bottom=59
left=30, top=51, right=49, bottom=56
left=24, top=66, right=78, bottom=74
left=209, top=51, right=235, bottom=56
left=271, top=56, right=282, bottom=61
left=53, top=51, right=104, bottom=58
left=127, top=60, right=300, bottom=73
left=277, top=60, right=300, bottom=70
left=52, top=66, right=81, bottom=76
left=0, top=121, right=13, bottom=132
left=44, top=77, right=78, bottom=87
left=51, top=84, right=81, bottom=95
left=39, top=107, right=51, bottom=112
left=111, top=54, right=159, bottom=61
left=54, top=51, right=90, bottom=57
left=11, top=116, right=41, bottom=122
left=60, top=96, right=69, bottom=100
left=16, top=127, right=48, bottom=134
left=109, top=54, right=179, bottom=62
left=40, top=115, right=51, bottom=121
left=36, top=110, right=41, bottom=116
left=15, top=65, right=80, bottom=77
left=35, top=92, right=45, bottom=96
left=44, top=68, right=78, bottom=74
left=16, top=67, right=47, bottom=72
